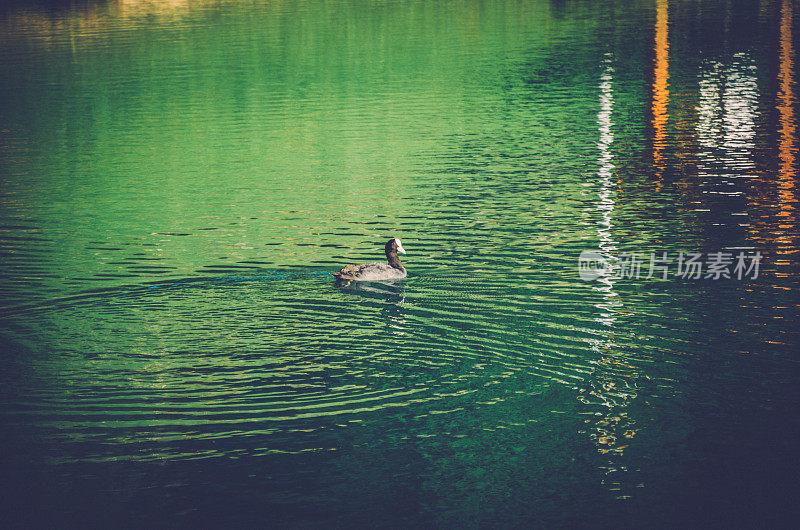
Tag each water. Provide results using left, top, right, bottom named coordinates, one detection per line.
left=1, top=0, right=798, bottom=526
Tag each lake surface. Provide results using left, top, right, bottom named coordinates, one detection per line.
left=1, top=0, right=798, bottom=526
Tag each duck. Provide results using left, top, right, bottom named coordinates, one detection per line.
left=333, top=238, right=407, bottom=281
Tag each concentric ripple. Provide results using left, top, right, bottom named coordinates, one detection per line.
left=0, top=263, right=623, bottom=464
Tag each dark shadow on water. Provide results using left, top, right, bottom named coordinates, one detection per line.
left=0, top=0, right=106, bottom=15
left=333, top=278, right=406, bottom=304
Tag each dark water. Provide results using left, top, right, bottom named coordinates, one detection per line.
left=1, top=0, right=799, bottom=527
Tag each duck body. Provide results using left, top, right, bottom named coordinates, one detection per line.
left=334, top=262, right=407, bottom=281
left=333, top=238, right=407, bottom=282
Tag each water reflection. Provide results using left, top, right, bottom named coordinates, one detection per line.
left=652, top=0, right=669, bottom=179
left=696, top=54, right=759, bottom=176
left=742, top=0, right=798, bottom=269
left=579, top=53, right=641, bottom=499
left=334, top=278, right=406, bottom=306
left=776, top=0, right=797, bottom=240
left=116, top=0, right=217, bottom=17
left=595, top=54, right=618, bottom=289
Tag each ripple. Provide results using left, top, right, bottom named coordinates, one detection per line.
left=0, top=267, right=625, bottom=461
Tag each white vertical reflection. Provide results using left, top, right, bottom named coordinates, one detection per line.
left=696, top=54, right=759, bottom=175
left=578, top=54, right=641, bottom=500
left=594, top=54, right=620, bottom=323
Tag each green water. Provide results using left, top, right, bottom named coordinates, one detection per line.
left=1, top=0, right=799, bottom=527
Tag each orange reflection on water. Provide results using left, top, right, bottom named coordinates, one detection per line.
left=744, top=0, right=798, bottom=267
left=777, top=0, right=797, bottom=222
left=652, top=0, right=669, bottom=177
left=0, top=0, right=223, bottom=42
left=118, top=0, right=194, bottom=8
left=116, top=0, right=221, bottom=17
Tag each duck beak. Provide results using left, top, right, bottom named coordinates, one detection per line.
left=397, top=243, right=406, bottom=254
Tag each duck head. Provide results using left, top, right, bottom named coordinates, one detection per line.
left=385, top=238, right=406, bottom=256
